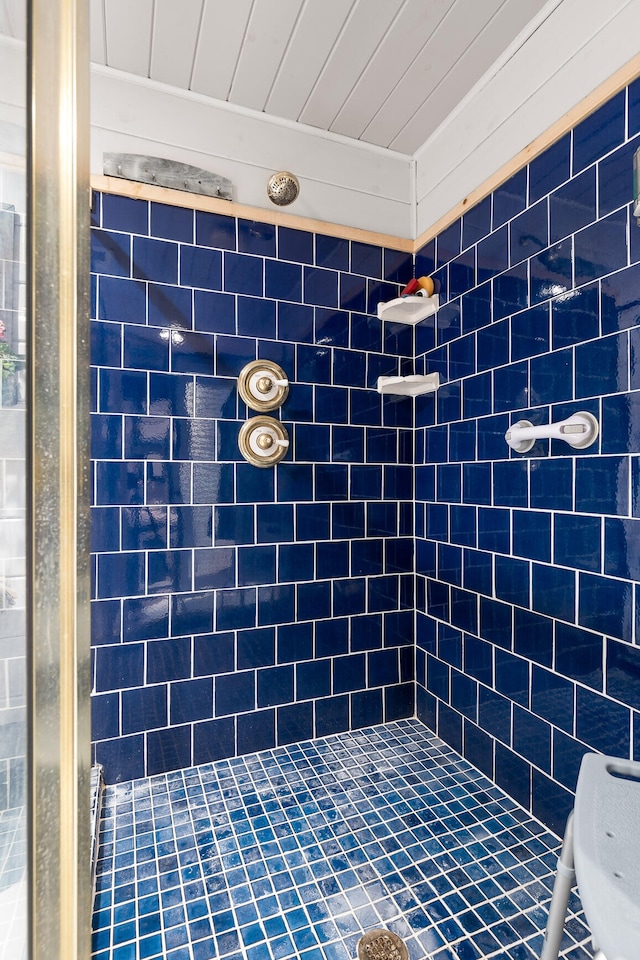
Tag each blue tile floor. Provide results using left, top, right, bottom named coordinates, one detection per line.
left=92, top=720, right=592, bottom=960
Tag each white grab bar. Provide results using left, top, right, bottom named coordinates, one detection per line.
left=505, top=412, right=599, bottom=453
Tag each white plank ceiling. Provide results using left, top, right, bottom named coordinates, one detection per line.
left=2, top=0, right=553, bottom=156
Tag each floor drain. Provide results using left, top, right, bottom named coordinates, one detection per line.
left=356, top=929, right=409, bottom=960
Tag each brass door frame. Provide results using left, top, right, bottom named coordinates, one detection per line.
left=27, top=0, right=91, bottom=957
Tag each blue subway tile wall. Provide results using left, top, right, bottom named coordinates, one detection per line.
left=416, top=78, right=640, bottom=827
left=91, top=202, right=415, bottom=781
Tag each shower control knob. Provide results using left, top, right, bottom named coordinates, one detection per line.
left=238, top=360, right=289, bottom=411
left=238, top=416, right=289, bottom=467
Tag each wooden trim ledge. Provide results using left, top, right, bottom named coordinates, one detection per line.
left=90, top=175, right=414, bottom=253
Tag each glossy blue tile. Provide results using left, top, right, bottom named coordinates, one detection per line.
left=124, top=325, right=170, bottom=371
left=552, top=284, right=599, bottom=349
left=606, top=638, right=640, bottom=711
left=99, top=368, right=146, bottom=414
left=513, top=510, right=550, bottom=562
left=132, top=236, right=178, bottom=284
left=528, top=459, right=572, bottom=512
left=576, top=331, right=627, bottom=398
left=477, top=507, right=509, bottom=553
left=94, top=735, right=144, bottom=783
left=275, top=226, right=312, bottom=264
left=460, top=463, right=489, bottom=507
left=383, top=248, right=412, bottom=284
left=263, top=259, right=302, bottom=303
left=479, top=597, right=513, bottom=652
left=494, top=553, right=529, bottom=607
left=449, top=505, right=476, bottom=548
left=602, top=392, right=640, bottom=454
left=195, top=211, right=235, bottom=250
left=170, top=678, right=213, bottom=724
left=91, top=692, right=119, bottom=741
left=532, top=562, right=575, bottom=622
left=438, top=542, right=461, bottom=586
left=463, top=549, right=492, bottom=596
left=329, top=653, right=365, bottom=696
left=91, top=320, right=121, bottom=367
left=147, top=549, right=192, bottom=594
left=193, top=547, right=235, bottom=590
left=554, top=622, right=602, bottom=691
left=578, top=571, right=632, bottom=640
left=476, top=318, right=508, bottom=371
left=530, top=346, right=574, bottom=407
left=237, top=296, right=276, bottom=339
left=121, top=505, right=167, bottom=551
left=192, top=462, right=234, bottom=504
left=478, top=686, right=510, bottom=743
left=529, top=133, right=571, bottom=203
left=296, top=660, right=331, bottom=701
left=573, top=91, right=625, bottom=173
left=351, top=241, right=382, bottom=278
left=575, top=208, right=628, bottom=286
left=215, top=670, right=255, bottom=716
left=530, top=240, right=573, bottom=306
left=449, top=248, right=475, bottom=300
left=297, top=580, right=331, bottom=621
left=549, top=167, right=596, bottom=244
left=493, top=361, right=528, bottom=412
left=297, top=344, right=331, bottom=384
left=237, top=709, right=275, bottom=754
left=514, top=608, right=553, bottom=667
left=237, top=545, right=276, bottom=586
left=576, top=685, right=630, bottom=756
left=492, top=262, right=528, bottom=321
left=303, top=267, right=339, bottom=308
left=171, top=594, right=212, bottom=639
left=91, top=229, right=131, bottom=278
left=601, top=262, right=640, bottom=333
left=215, top=336, right=255, bottom=379
left=150, top=202, right=192, bottom=242
left=510, top=199, right=548, bottom=266
left=95, top=642, right=144, bottom=691
left=97, top=283, right=144, bottom=340
left=173, top=418, right=217, bottom=460
left=339, top=272, right=367, bottom=313
left=224, top=252, right=263, bottom=296
left=277, top=465, right=313, bottom=504
left=214, top=505, right=254, bottom=545
left=193, top=716, right=235, bottom=764
left=238, top=219, right=275, bottom=257
left=462, top=195, right=491, bottom=248
left=257, top=665, right=294, bottom=707
left=604, top=517, right=640, bottom=580
left=315, top=308, right=350, bottom=349
left=494, top=649, right=528, bottom=707
left=192, top=290, right=235, bottom=334
left=278, top=541, right=314, bottom=583
left=493, top=460, right=528, bottom=508
left=277, top=702, right=313, bottom=745
left=493, top=169, right=526, bottom=227
left=462, top=373, right=492, bottom=420
left=461, top=283, right=490, bottom=334
left=575, top=456, right=628, bottom=515
left=436, top=220, right=461, bottom=267
left=214, top=587, right=256, bottom=632
left=513, top=706, right=551, bottom=772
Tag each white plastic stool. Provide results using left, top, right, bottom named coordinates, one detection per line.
left=541, top=753, right=640, bottom=960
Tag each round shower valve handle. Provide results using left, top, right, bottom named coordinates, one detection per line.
left=238, top=360, right=289, bottom=411
left=239, top=416, right=290, bottom=467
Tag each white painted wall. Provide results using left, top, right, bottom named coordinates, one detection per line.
left=2, top=0, right=640, bottom=243
left=415, top=0, right=640, bottom=238
left=90, top=66, right=414, bottom=238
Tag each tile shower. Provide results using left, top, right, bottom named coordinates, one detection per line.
left=91, top=79, right=640, bottom=959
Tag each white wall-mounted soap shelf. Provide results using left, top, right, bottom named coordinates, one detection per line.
left=376, top=294, right=439, bottom=325
left=377, top=373, right=440, bottom=397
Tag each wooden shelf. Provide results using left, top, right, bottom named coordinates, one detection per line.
left=376, top=294, right=439, bottom=325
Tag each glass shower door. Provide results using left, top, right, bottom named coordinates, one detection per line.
left=0, top=19, right=27, bottom=959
